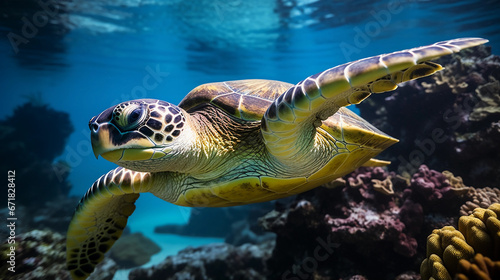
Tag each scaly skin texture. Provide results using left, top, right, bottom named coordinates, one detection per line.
left=67, top=38, right=488, bottom=280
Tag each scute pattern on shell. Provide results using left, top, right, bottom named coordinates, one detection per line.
left=179, top=79, right=293, bottom=121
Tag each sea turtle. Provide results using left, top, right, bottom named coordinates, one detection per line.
left=67, top=37, right=487, bottom=279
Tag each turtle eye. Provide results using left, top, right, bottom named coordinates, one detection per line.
left=128, top=108, right=143, bottom=124
left=115, top=104, right=147, bottom=131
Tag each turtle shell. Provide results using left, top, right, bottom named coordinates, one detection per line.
left=178, top=79, right=292, bottom=121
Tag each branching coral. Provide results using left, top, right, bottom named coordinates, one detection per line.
left=421, top=203, right=500, bottom=280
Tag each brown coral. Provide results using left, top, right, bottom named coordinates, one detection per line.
left=421, top=203, right=500, bottom=280
left=456, top=253, right=500, bottom=280
left=461, top=188, right=500, bottom=216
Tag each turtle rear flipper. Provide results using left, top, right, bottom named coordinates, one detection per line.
left=261, top=37, right=488, bottom=161
left=66, top=167, right=153, bottom=280
left=362, top=158, right=391, bottom=167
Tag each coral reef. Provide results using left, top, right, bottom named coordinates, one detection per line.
left=0, top=102, right=74, bottom=210
left=407, top=165, right=471, bottom=215
left=460, top=187, right=500, bottom=216
left=420, top=203, right=500, bottom=280
left=126, top=164, right=497, bottom=280
left=0, top=229, right=117, bottom=280
left=129, top=241, right=273, bottom=279
left=109, top=232, right=161, bottom=268
left=259, top=165, right=475, bottom=279
left=356, top=45, right=500, bottom=187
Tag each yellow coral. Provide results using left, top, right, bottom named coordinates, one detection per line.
left=459, top=214, right=493, bottom=257
left=371, top=177, right=394, bottom=195
left=442, top=170, right=470, bottom=195
left=420, top=254, right=452, bottom=280
left=422, top=226, right=475, bottom=278
left=421, top=203, right=500, bottom=280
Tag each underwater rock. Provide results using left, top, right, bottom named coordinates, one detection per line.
left=109, top=232, right=161, bottom=268
left=356, top=45, right=500, bottom=187
left=155, top=201, right=277, bottom=245
left=0, top=196, right=78, bottom=241
left=0, top=229, right=117, bottom=280
left=155, top=207, right=246, bottom=237
left=1, top=102, right=73, bottom=162
left=128, top=241, right=273, bottom=280
left=31, top=196, right=80, bottom=234
left=0, top=102, right=74, bottom=210
left=470, top=81, right=500, bottom=121
left=225, top=219, right=276, bottom=246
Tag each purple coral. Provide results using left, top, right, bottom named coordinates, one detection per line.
left=410, top=165, right=451, bottom=201
left=406, top=165, right=467, bottom=216
left=344, top=167, right=396, bottom=207
left=324, top=201, right=417, bottom=257
left=260, top=165, right=468, bottom=278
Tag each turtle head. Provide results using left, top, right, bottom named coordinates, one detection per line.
left=89, top=99, right=192, bottom=171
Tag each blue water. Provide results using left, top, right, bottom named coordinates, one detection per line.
left=1, top=0, right=499, bottom=273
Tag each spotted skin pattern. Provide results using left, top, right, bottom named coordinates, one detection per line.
left=89, top=99, right=186, bottom=163
left=110, top=100, right=186, bottom=145
left=67, top=38, right=488, bottom=280
left=66, top=167, right=153, bottom=280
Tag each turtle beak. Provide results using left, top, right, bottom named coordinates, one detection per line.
left=90, top=122, right=157, bottom=162
left=90, top=123, right=117, bottom=160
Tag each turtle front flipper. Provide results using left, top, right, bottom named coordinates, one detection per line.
left=66, top=167, right=153, bottom=280
left=261, top=37, right=488, bottom=160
